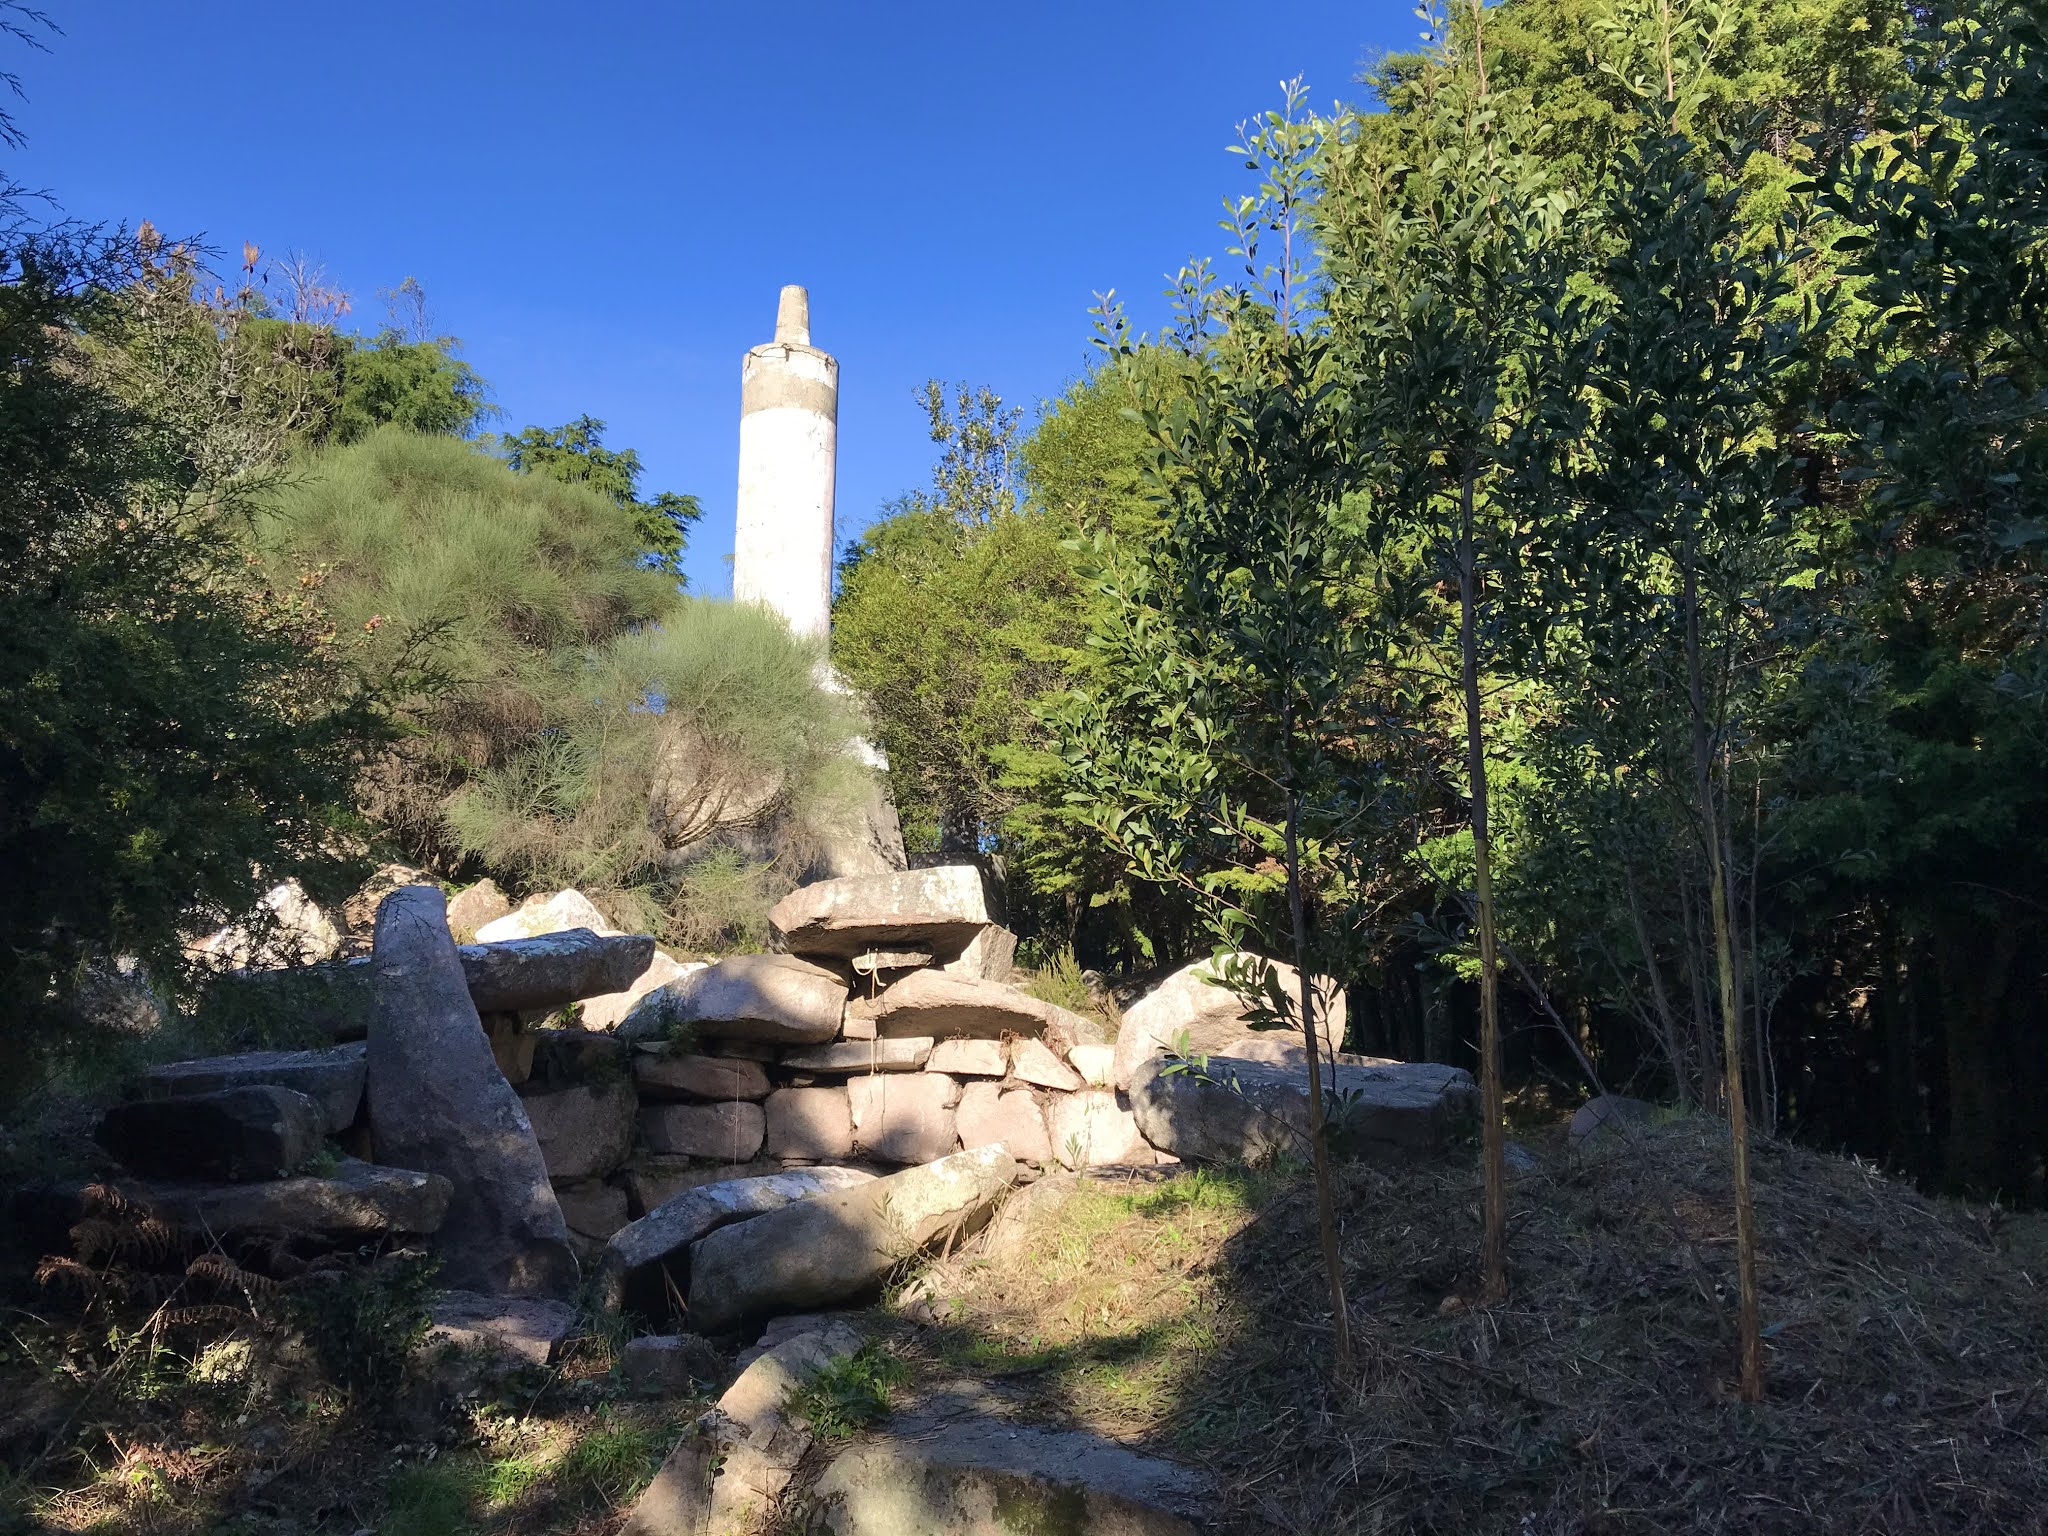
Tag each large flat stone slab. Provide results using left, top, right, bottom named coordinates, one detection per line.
left=618, top=954, right=847, bottom=1046
left=686, top=1146, right=1019, bottom=1330
left=1112, top=953, right=1348, bottom=1091
left=457, top=929, right=656, bottom=1015
left=114, top=1157, right=450, bottom=1238
left=595, top=1166, right=877, bottom=1315
left=769, top=866, right=995, bottom=959
left=1129, top=1053, right=1478, bottom=1164
left=366, top=885, right=577, bottom=1298
left=808, top=1385, right=1210, bottom=1534
left=142, top=1042, right=366, bottom=1132
left=846, top=970, right=1092, bottom=1042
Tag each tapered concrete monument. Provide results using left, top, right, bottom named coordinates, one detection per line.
left=733, top=285, right=837, bottom=639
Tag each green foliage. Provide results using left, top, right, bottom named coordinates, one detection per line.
left=328, top=327, right=490, bottom=445
left=444, top=595, right=863, bottom=933
left=832, top=362, right=1199, bottom=963
left=0, top=230, right=379, bottom=1087
left=502, top=414, right=703, bottom=573
left=256, top=427, right=676, bottom=865
left=286, top=1251, right=437, bottom=1404
left=785, top=1343, right=910, bottom=1440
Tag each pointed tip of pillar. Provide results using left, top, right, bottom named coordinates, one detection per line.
left=774, top=285, right=811, bottom=346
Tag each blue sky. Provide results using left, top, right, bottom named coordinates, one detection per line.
left=12, top=2, right=1413, bottom=596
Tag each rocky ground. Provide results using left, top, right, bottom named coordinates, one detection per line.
left=1, top=866, right=2042, bottom=1534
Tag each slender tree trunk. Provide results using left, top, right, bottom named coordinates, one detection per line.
left=1458, top=470, right=1508, bottom=1305
left=1682, top=559, right=1762, bottom=1402
left=1623, top=858, right=1690, bottom=1108
left=1287, top=790, right=1354, bottom=1371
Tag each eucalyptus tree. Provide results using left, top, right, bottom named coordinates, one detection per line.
left=1049, top=85, right=1423, bottom=1374
left=1550, top=0, right=1810, bottom=1395
left=1316, top=0, right=1575, bottom=1304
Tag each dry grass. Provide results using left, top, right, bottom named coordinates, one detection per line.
left=895, top=1121, right=2048, bottom=1535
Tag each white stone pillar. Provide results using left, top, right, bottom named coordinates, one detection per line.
left=732, top=285, right=837, bottom=640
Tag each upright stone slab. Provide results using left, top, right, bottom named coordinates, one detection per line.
left=365, top=885, right=577, bottom=1299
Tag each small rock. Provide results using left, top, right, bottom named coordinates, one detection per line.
left=475, top=888, right=618, bottom=943
left=640, top=1101, right=766, bottom=1162
left=444, top=879, right=512, bottom=941
left=596, top=1167, right=878, bottom=1316
left=1067, top=1043, right=1115, bottom=1088
left=685, top=1147, right=1020, bottom=1330
left=424, top=1290, right=576, bottom=1368
left=520, top=1077, right=638, bottom=1181
left=939, top=924, right=1019, bottom=983
left=768, top=866, right=995, bottom=960
left=850, top=949, right=934, bottom=976
left=1569, top=1094, right=1656, bottom=1146
left=553, top=1179, right=630, bottom=1242
left=845, top=970, right=1094, bottom=1043
left=621, top=1333, right=725, bottom=1396
left=582, top=950, right=700, bottom=1033
left=619, top=954, right=847, bottom=1046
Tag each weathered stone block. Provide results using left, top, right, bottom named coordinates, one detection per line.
left=848, top=1073, right=959, bottom=1165
left=955, top=1082, right=1051, bottom=1164
left=779, top=1037, right=932, bottom=1073
left=96, top=1086, right=322, bottom=1182
left=640, top=1100, right=766, bottom=1162
left=633, top=1050, right=772, bottom=1101
left=520, top=1077, right=637, bottom=1181
left=927, top=1038, right=1007, bottom=1078
left=763, top=1087, right=854, bottom=1161
left=619, top=954, right=846, bottom=1046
